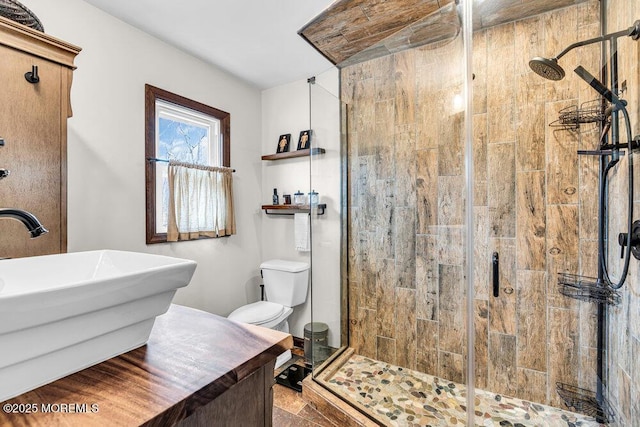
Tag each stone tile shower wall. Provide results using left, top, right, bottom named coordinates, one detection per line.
left=342, top=1, right=638, bottom=418
left=472, top=1, right=602, bottom=409
left=342, top=35, right=468, bottom=384
left=604, top=1, right=640, bottom=425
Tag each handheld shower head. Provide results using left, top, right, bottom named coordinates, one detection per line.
left=574, top=65, right=626, bottom=108
left=529, top=57, right=565, bottom=80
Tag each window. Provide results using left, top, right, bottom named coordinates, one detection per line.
left=145, top=84, right=231, bottom=244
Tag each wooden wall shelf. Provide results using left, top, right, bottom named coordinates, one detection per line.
left=262, top=204, right=326, bottom=215
left=261, top=147, right=325, bottom=161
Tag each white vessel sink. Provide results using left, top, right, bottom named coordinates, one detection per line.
left=0, top=250, right=197, bottom=402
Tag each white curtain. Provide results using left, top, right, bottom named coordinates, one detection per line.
left=167, top=160, right=235, bottom=241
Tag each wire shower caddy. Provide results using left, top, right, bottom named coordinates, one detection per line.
left=556, top=382, right=615, bottom=424
left=549, top=99, right=608, bottom=131
left=557, top=273, right=621, bottom=306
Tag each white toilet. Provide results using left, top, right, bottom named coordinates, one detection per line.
left=228, top=259, right=310, bottom=368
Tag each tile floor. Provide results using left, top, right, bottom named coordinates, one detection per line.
left=319, top=354, right=608, bottom=427
left=272, top=351, right=338, bottom=427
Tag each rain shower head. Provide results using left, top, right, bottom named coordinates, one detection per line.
left=529, top=20, right=640, bottom=81
left=529, top=57, right=565, bottom=81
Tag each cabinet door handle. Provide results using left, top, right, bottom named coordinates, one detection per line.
left=492, top=252, right=499, bottom=297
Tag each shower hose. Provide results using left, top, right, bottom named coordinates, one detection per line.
left=599, top=104, right=634, bottom=290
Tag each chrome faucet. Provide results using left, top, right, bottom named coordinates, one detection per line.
left=0, top=208, right=48, bottom=238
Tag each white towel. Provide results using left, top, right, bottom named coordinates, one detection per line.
left=294, top=213, right=310, bottom=252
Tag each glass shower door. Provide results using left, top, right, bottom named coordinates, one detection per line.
left=311, top=2, right=475, bottom=422
left=308, top=73, right=345, bottom=369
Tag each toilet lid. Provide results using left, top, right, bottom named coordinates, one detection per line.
left=228, top=301, right=285, bottom=325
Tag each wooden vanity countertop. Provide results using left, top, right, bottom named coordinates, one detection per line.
left=0, top=304, right=292, bottom=427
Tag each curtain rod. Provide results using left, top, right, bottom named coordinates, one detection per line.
left=146, top=157, right=236, bottom=172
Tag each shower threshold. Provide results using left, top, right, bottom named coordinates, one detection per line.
left=315, top=351, right=606, bottom=426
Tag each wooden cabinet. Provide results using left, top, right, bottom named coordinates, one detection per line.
left=175, top=362, right=276, bottom=427
left=0, top=16, right=80, bottom=257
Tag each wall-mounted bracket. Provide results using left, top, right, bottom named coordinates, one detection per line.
left=25, top=65, right=39, bottom=84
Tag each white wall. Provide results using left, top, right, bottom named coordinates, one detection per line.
left=261, top=79, right=312, bottom=340
left=261, top=68, right=341, bottom=346
left=22, top=0, right=341, bottom=344
left=26, top=0, right=264, bottom=316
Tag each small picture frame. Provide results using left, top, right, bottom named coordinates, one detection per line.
left=297, top=130, right=312, bottom=150
left=276, top=134, right=291, bottom=153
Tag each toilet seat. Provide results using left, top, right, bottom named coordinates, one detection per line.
left=228, top=299, right=296, bottom=369
left=228, top=301, right=286, bottom=325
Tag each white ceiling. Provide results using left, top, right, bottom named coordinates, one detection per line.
left=83, top=0, right=336, bottom=90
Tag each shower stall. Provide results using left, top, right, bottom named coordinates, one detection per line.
left=303, top=0, right=640, bottom=425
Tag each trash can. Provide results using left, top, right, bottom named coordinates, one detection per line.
left=304, top=322, right=329, bottom=365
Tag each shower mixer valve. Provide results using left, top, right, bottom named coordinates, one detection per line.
left=618, top=220, right=640, bottom=261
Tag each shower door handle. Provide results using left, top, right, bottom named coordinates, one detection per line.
left=492, top=252, right=499, bottom=297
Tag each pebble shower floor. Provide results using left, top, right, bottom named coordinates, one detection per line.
left=320, top=354, right=605, bottom=426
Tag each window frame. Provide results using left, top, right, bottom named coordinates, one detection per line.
left=145, top=84, right=231, bottom=244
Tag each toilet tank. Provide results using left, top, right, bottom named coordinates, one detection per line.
left=260, top=259, right=309, bottom=307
